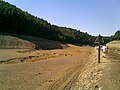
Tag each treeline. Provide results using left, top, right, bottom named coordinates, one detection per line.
left=103, top=30, right=120, bottom=44
left=111, top=30, right=120, bottom=40
left=0, top=0, right=95, bottom=44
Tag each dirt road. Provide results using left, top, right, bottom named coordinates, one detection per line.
left=97, top=42, right=120, bottom=90
left=71, top=41, right=120, bottom=90
left=0, top=45, right=94, bottom=90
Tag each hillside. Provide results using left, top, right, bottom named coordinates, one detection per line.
left=104, top=30, right=120, bottom=43
left=0, top=33, right=68, bottom=49
left=107, top=40, right=120, bottom=49
left=110, top=30, right=120, bottom=41
left=0, top=0, right=95, bottom=44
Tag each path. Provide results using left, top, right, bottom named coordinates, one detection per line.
left=97, top=47, right=120, bottom=90
left=70, top=42, right=120, bottom=90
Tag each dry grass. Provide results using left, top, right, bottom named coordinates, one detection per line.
left=107, top=40, right=120, bottom=48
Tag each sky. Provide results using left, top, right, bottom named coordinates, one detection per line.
left=4, top=0, right=120, bottom=36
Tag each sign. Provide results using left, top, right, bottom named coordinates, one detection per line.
left=95, top=34, right=103, bottom=63
left=94, top=34, right=103, bottom=44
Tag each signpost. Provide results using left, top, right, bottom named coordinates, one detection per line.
left=95, top=34, right=103, bottom=63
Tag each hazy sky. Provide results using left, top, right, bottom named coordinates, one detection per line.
left=4, top=0, right=120, bottom=36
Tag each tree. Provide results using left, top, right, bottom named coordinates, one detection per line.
left=0, top=0, right=95, bottom=44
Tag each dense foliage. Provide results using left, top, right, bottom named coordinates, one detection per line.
left=0, top=0, right=97, bottom=44
left=102, top=30, right=120, bottom=44
left=113, top=30, right=120, bottom=40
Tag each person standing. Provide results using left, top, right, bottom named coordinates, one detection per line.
left=101, top=45, right=108, bottom=58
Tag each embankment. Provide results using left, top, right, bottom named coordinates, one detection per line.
left=0, top=33, right=68, bottom=49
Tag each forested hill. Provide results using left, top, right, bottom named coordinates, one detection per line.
left=103, top=30, right=120, bottom=44
left=0, top=0, right=95, bottom=44
left=111, top=30, right=120, bottom=40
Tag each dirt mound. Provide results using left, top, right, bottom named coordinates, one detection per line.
left=0, top=34, right=35, bottom=49
left=0, top=33, right=68, bottom=49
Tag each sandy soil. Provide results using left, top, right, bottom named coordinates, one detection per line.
left=1, top=41, right=119, bottom=90
left=97, top=44, right=120, bottom=90
left=0, top=45, right=94, bottom=90
left=71, top=41, right=120, bottom=90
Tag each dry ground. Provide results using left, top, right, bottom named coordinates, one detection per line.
left=0, top=45, right=94, bottom=90
left=71, top=41, right=120, bottom=90
left=0, top=41, right=119, bottom=90
left=98, top=41, right=120, bottom=90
